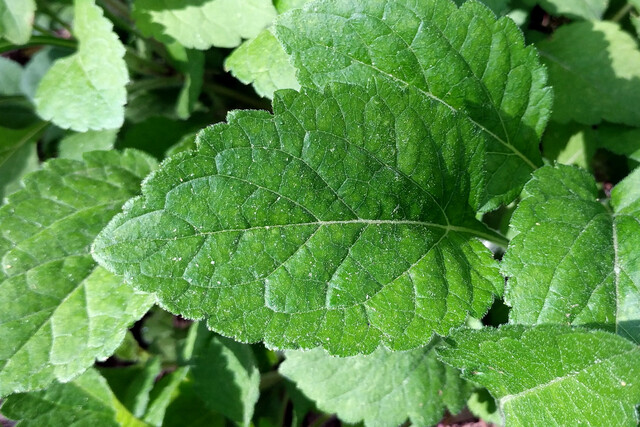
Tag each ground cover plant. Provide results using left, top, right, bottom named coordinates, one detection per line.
left=1, top=0, right=639, bottom=426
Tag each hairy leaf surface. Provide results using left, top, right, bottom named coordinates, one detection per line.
left=538, top=21, right=640, bottom=127
left=133, top=0, right=277, bottom=49
left=502, top=165, right=640, bottom=343
left=1, top=368, right=144, bottom=427
left=35, top=0, right=128, bottom=131
left=0, top=150, right=156, bottom=396
left=93, top=82, right=504, bottom=356
left=281, top=343, right=471, bottom=427
left=276, top=0, right=552, bottom=210
left=438, top=325, right=640, bottom=426
left=0, top=0, right=35, bottom=44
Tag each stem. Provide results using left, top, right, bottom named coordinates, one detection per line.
left=127, top=75, right=183, bottom=93
left=204, top=83, right=271, bottom=110
left=32, top=23, right=57, bottom=37
left=612, top=3, right=634, bottom=22
left=0, top=36, right=77, bottom=54
left=125, top=47, right=171, bottom=76
left=98, top=0, right=130, bottom=19
left=308, top=413, right=333, bottom=427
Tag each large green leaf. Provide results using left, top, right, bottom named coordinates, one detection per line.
left=438, top=325, right=640, bottom=426
left=502, top=165, right=640, bottom=343
left=275, top=0, right=552, bottom=210
left=0, top=150, right=157, bottom=397
left=225, top=28, right=300, bottom=99
left=281, top=342, right=471, bottom=427
left=34, top=0, right=128, bottom=131
left=93, top=82, right=504, bottom=356
left=0, top=0, right=35, bottom=44
left=1, top=368, right=144, bottom=427
left=133, top=0, right=277, bottom=49
left=538, top=21, right=640, bottom=127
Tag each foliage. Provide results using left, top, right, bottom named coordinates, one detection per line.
left=1, top=0, right=640, bottom=426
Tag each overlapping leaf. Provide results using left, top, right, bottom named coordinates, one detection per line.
left=93, top=81, right=504, bottom=356
left=281, top=342, right=471, bottom=427
left=133, top=0, right=277, bottom=49
left=35, top=0, right=128, bottom=131
left=538, top=21, right=640, bottom=126
left=0, top=122, right=46, bottom=200
left=438, top=325, right=640, bottom=426
left=0, top=150, right=156, bottom=397
left=522, top=0, right=608, bottom=20
left=1, top=368, right=144, bottom=427
left=276, top=0, right=553, bottom=210
left=502, top=165, right=640, bottom=343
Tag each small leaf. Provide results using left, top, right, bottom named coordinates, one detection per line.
left=281, top=342, right=472, bottom=427
left=0, top=122, right=47, bottom=200
left=225, top=28, right=300, bottom=99
left=438, top=325, right=640, bottom=427
left=0, top=56, right=23, bottom=95
left=101, top=358, right=162, bottom=418
left=0, top=368, right=145, bottom=427
left=93, top=82, right=504, bottom=356
left=133, top=0, right=277, bottom=49
left=0, top=150, right=157, bottom=397
left=276, top=0, right=552, bottom=210
left=35, top=0, right=128, bottom=131
left=58, top=129, right=118, bottom=160
left=0, top=0, right=35, bottom=45
left=524, top=0, right=608, bottom=20
left=538, top=21, right=640, bottom=127
left=502, top=165, right=640, bottom=343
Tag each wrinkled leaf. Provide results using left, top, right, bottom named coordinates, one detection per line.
left=35, top=0, right=128, bottom=131
left=502, top=165, right=640, bottom=343
left=276, top=0, right=552, bottom=210
left=133, top=0, right=277, bottom=49
left=538, top=21, right=640, bottom=126
left=438, top=325, right=640, bottom=427
left=93, top=82, right=504, bottom=356
left=0, top=150, right=156, bottom=396
left=281, top=342, right=471, bottom=427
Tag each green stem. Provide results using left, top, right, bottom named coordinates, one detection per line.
left=32, top=23, right=57, bottom=37
left=612, top=3, right=634, bottom=22
left=127, top=75, right=183, bottom=92
left=125, top=47, right=171, bottom=76
left=204, top=83, right=271, bottom=110
left=0, top=36, right=77, bottom=54
left=259, top=371, right=283, bottom=391
left=98, top=0, right=130, bottom=19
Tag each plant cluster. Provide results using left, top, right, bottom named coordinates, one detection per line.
left=1, top=0, right=640, bottom=426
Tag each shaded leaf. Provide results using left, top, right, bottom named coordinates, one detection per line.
left=101, top=358, right=162, bottom=418
left=0, top=0, right=35, bottom=44
left=58, top=129, right=118, bottom=160
left=281, top=342, right=471, bottom=427
left=0, top=150, right=156, bottom=396
left=0, top=122, right=46, bottom=200
left=438, top=325, right=640, bottom=427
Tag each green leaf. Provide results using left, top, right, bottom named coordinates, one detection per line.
left=35, top=0, right=128, bottom=131
left=438, top=325, right=640, bottom=427
left=538, top=21, right=640, bottom=127
left=453, top=0, right=511, bottom=16
left=467, top=388, right=502, bottom=425
left=0, top=56, right=23, bottom=95
left=276, top=0, right=552, bottom=210
left=0, top=150, right=157, bottom=397
left=165, top=43, right=205, bottom=120
left=93, top=82, right=504, bottom=356
left=502, top=165, right=640, bottom=343
left=275, top=0, right=308, bottom=13
left=20, top=47, right=72, bottom=102
left=190, top=323, right=260, bottom=426
left=0, top=0, right=35, bottom=44
left=0, top=122, right=47, bottom=200
left=133, top=0, right=277, bottom=49
left=281, top=342, right=471, bottom=427
left=0, top=368, right=145, bottom=427
left=58, top=129, right=118, bottom=160
left=101, top=358, right=162, bottom=418
left=225, top=28, right=300, bottom=99
left=523, top=0, right=608, bottom=20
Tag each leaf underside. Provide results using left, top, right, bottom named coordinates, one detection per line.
left=0, top=150, right=156, bottom=397
left=93, top=81, right=503, bottom=356
left=438, top=325, right=640, bottom=427
left=502, top=165, right=640, bottom=344
left=281, top=342, right=471, bottom=427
